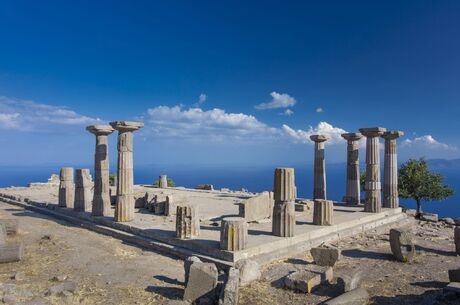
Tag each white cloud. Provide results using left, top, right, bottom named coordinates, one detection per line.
left=255, top=92, right=296, bottom=110
left=402, top=135, right=456, bottom=151
left=281, top=109, right=294, bottom=116
left=282, top=121, right=347, bottom=144
left=0, top=96, right=101, bottom=131
left=144, top=105, right=280, bottom=141
left=316, top=107, right=324, bottom=113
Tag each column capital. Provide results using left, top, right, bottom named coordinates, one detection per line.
left=86, top=124, right=115, bottom=136
left=341, top=132, right=363, bottom=141
left=109, top=121, right=144, bottom=132
left=310, top=134, right=330, bottom=143
left=382, top=130, right=404, bottom=140
left=359, top=127, right=386, bottom=137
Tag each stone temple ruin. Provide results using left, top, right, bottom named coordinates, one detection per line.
left=0, top=123, right=407, bottom=268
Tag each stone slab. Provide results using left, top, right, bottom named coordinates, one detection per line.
left=238, top=192, right=272, bottom=222
left=324, top=287, right=370, bottom=305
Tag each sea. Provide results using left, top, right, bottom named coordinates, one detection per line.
left=1, top=161, right=459, bottom=218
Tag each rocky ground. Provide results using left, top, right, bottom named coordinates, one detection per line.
left=0, top=201, right=459, bottom=305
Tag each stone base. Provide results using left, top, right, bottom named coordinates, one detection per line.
left=272, top=201, right=295, bottom=237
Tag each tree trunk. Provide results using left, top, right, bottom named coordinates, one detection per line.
left=416, top=199, right=422, bottom=217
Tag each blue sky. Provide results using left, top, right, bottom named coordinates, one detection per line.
left=0, top=1, right=459, bottom=166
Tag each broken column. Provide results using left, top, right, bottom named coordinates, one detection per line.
left=110, top=121, right=144, bottom=222
left=176, top=205, right=200, bottom=239
left=159, top=175, right=168, bottom=188
left=382, top=131, right=404, bottom=209
left=74, top=169, right=92, bottom=212
left=341, top=133, right=363, bottom=204
left=310, top=135, right=330, bottom=200
left=272, top=168, right=295, bottom=237
left=359, top=127, right=386, bottom=213
left=313, top=199, right=334, bottom=225
left=58, top=167, right=75, bottom=208
left=86, top=125, right=115, bottom=216
left=220, top=217, right=248, bottom=251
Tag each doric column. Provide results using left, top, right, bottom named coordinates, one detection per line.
left=74, top=169, right=92, bottom=212
left=382, top=131, right=404, bottom=208
left=313, top=199, right=334, bottom=225
left=110, top=121, right=144, bottom=222
left=86, top=125, right=114, bottom=216
left=310, top=135, right=330, bottom=200
left=272, top=168, right=295, bottom=237
left=58, top=167, right=74, bottom=208
left=359, top=127, right=386, bottom=213
left=341, top=133, right=363, bottom=204
left=220, top=217, right=248, bottom=251
left=159, top=175, right=168, bottom=188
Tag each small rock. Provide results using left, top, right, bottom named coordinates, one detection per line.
left=442, top=218, right=455, bottom=225
left=52, top=275, right=68, bottom=282
left=389, top=229, right=415, bottom=263
left=420, top=213, right=438, bottom=222
left=337, top=271, right=363, bottom=293
left=310, top=246, right=341, bottom=267
left=12, top=271, right=26, bottom=281
left=404, top=209, right=417, bottom=217
left=234, top=259, right=261, bottom=286
left=41, top=234, right=53, bottom=241
left=46, top=282, right=77, bottom=296
left=2, top=295, right=17, bottom=305
left=324, top=287, right=370, bottom=305
left=284, top=265, right=333, bottom=293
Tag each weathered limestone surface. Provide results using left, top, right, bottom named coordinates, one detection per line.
left=220, top=217, right=248, bottom=251
left=74, top=169, right=92, bottom=212
left=87, top=125, right=114, bottom=216
left=313, top=199, right=334, bottom=226
left=359, top=127, right=386, bottom=213
left=219, top=267, right=240, bottom=305
left=110, top=121, right=144, bottom=222
left=337, top=271, right=363, bottom=293
left=183, top=262, right=218, bottom=302
left=0, top=219, right=19, bottom=236
left=382, top=131, right=404, bottom=208
left=176, top=205, right=200, bottom=239
left=390, top=228, right=415, bottom=262
left=310, top=135, right=330, bottom=200
left=311, top=245, right=341, bottom=266
left=284, top=265, right=333, bottom=293
left=0, top=242, right=24, bottom=263
left=455, top=227, right=460, bottom=255
left=324, top=287, right=370, bottom=305
left=238, top=192, right=272, bottom=222
left=58, top=167, right=75, bottom=208
left=341, top=133, right=363, bottom=205
left=159, top=175, right=168, bottom=188
left=272, top=168, right=296, bottom=237
left=184, top=256, right=201, bottom=286
left=235, top=259, right=261, bottom=287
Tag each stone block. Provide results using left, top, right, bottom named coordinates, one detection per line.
left=183, top=262, right=218, bottom=302
left=442, top=217, right=455, bottom=225
left=235, top=259, right=261, bottom=287
left=455, top=227, right=460, bottom=255
left=448, top=269, right=460, bottom=283
left=324, top=287, right=370, bottom=305
left=176, top=206, right=200, bottom=239
left=218, top=267, right=240, bottom=305
left=195, top=184, right=214, bottom=191
left=389, top=228, right=415, bottom=262
left=310, top=246, right=341, bottom=266
left=284, top=265, right=333, bottom=293
left=313, top=199, right=333, bottom=226
left=220, top=217, right=248, bottom=251
left=238, top=192, right=272, bottom=222
left=420, top=213, right=438, bottom=222
left=337, top=271, right=363, bottom=293
left=184, top=256, right=201, bottom=286
left=404, top=209, right=417, bottom=217
left=295, top=203, right=308, bottom=212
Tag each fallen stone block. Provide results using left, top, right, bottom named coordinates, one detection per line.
left=219, top=267, right=240, bottom=305
left=444, top=282, right=460, bottom=294
left=455, top=227, right=460, bottom=255
left=238, top=192, right=272, bottom=222
left=324, top=287, right=370, bottom=305
left=184, top=256, right=201, bottom=286
left=442, top=217, right=455, bottom=225
left=0, top=219, right=19, bottom=236
left=0, top=242, right=24, bottom=263
left=46, top=281, right=77, bottom=296
left=337, top=271, right=363, bottom=293
left=183, top=262, right=218, bottom=302
left=404, top=209, right=417, bottom=217
left=420, top=213, right=438, bottom=222
left=295, top=203, right=308, bottom=212
left=284, top=265, right=333, bottom=293
left=310, top=246, right=341, bottom=267
left=449, top=269, right=460, bottom=282
left=195, top=184, right=214, bottom=191
left=389, top=228, right=415, bottom=262
left=235, top=259, right=261, bottom=287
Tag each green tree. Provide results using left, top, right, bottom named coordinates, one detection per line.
left=360, top=171, right=366, bottom=192
left=153, top=178, right=175, bottom=187
left=398, top=158, right=454, bottom=216
left=109, top=173, right=117, bottom=186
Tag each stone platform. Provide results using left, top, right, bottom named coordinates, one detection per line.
left=0, top=185, right=406, bottom=267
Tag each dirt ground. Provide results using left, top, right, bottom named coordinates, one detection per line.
left=0, top=201, right=459, bottom=305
